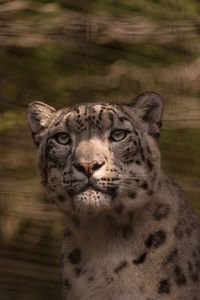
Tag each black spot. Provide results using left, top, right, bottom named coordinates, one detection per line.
left=68, top=248, right=82, bottom=265
left=174, top=265, right=187, bottom=286
left=133, top=140, right=138, bottom=146
left=141, top=153, right=145, bottom=162
left=75, top=267, right=82, bottom=277
left=164, top=248, right=178, bottom=265
left=153, top=203, right=170, bottom=221
left=67, top=189, right=76, bottom=197
left=108, top=112, right=114, bottom=126
left=148, top=190, right=154, bottom=196
left=185, top=227, right=192, bottom=236
left=174, top=224, right=183, bottom=239
left=88, top=276, right=94, bottom=281
left=187, top=260, right=199, bottom=283
left=145, top=229, right=166, bottom=249
left=128, top=191, right=137, bottom=199
left=106, top=186, right=118, bottom=199
left=115, top=204, right=124, bottom=214
left=122, top=224, right=132, bottom=239
left=158, top=279, right=170, bottom=294
left=58, top=194, right=65, bottom=202
left=188, top=260, right=193, bottom=272
left=64, top=228, right=72, bottom=238
left=114, top=261, right=128, bottom=273
left=141, top=181, right=148, bottom=190
left=146, top=159, right=153, bottom=171
left=32, top=132, right=39, bottom=147
left=133, top=252, right=147, bottom=265
left=63, top=278, right=71, bottom=289
left=126, top=159, right=135, bottom=164
left=105, top=276, right=114, bottom=284
left=191, top=271, right=199, bottom=283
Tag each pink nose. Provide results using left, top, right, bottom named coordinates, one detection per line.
left=73, top=161, right=104, bottom=177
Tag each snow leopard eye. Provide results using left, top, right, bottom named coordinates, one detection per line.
left=54, top=132, right=71, bottom=145
left=110, top=129, right=129, bottom=142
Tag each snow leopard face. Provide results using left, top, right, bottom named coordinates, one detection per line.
left=27, top=92, right=163, bottom=218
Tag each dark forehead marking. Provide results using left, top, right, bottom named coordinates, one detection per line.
left=84, top=104, right=121, bottom=127
left=54, top=103, right=134, bottom=131
left=108, top=112, right=114, bottom=127
left=59, top=102, right=122, bottom=115
left=91, top=106, right=96, bottom=114
left=96, top=105, right=127, bottom=126
left=84, top=106, right=87, bottom=115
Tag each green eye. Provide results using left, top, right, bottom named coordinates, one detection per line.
left=110, top=129, right=128, bottom=142
left=55, top=132, right=71, bottom=145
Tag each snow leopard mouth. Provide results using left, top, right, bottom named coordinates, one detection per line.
left=66, top=183, right=118, bottom=200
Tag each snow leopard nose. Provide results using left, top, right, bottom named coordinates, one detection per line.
left=73, top=161, right=104, bottom=177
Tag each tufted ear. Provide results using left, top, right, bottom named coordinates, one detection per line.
left=128, top=91, right=164, bottom=140
left=27, top=101, right=56, bottom=146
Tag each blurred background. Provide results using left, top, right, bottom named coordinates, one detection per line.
left=0, top=0, right=200, bottom=299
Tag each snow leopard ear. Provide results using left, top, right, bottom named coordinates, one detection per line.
left=128, top=91, right=164, bottom=141
left=27, top=101, right=56, bottom=146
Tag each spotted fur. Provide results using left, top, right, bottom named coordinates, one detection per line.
left=27, top=92, right=200, bottom=300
